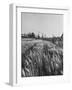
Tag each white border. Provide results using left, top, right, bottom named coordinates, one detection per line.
left=9, top=4, right=70, bottom=86
left=9, top=4, right=17, bottom=86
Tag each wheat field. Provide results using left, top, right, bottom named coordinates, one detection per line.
left=21, top=38, right=63, bottom=77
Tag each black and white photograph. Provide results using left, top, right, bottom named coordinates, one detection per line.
left=21, top=12, right=63, bottom=77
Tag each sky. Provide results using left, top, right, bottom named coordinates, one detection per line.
left=21, top=12, right=63, bottom=37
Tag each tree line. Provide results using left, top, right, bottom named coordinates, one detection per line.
left=21, top=32, right=63, bottom=40
left=21, top=32, right=41, bottom=39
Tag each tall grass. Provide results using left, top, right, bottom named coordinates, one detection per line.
left=22, top=43, right=63, bottom=77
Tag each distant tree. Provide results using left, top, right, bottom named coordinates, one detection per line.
left=42, top=33, right=44, bottom=39
left=31, top=32, right=35, bottom=38
left=28, top=33, right=31, bottom=38
left=38, top=33, right=40, bottom=39
left=27, top=32, right=35, bottom=38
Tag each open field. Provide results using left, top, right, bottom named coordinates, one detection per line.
left=21, top=38, right=63, bottom=77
